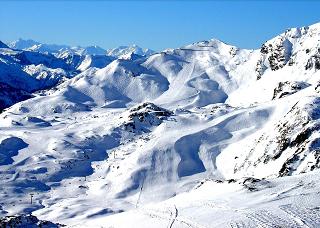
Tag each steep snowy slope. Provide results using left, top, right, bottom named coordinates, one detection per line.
left=227, top=22, right=320, bottom=106
left=1, top=22, right=320, bottom=227
left=148, top=39, right=258, bottom=108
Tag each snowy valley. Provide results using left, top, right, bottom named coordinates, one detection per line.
left=1, top=22, right=320, bottom=227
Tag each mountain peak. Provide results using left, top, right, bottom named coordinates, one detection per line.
left=106, top=44, right=155, bottom=59
left=8, top=38, right=40, bottom=50
left=182, top=38, right=235, bottom=51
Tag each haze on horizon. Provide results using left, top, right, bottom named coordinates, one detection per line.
left=1, top=0, right=320, bottom=51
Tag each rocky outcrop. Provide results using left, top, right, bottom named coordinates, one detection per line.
left=272, top=81, right=310, bottom=100
left=234, top=97, right=320, bottom=177
left=122, top=102, right=172, bottom=133
left=256, top=38, right=293, bottom=80
left=305, top=53, right=320, bottom=70
left=0, top=214, right=64, bottom=227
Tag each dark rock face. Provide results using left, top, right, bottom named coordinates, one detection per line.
left=272, top=81, right=310, bottom=100
left=267, top=41, right=291, bottom=71
left=0, top=214, right=65, bottom=227
left=256, top=38, right=293, bottom=80
left=278, top=122, right=320, bottom=176
left=305, top=54, right=320, bottom=70
left=255, top=59, right=267, bottom=80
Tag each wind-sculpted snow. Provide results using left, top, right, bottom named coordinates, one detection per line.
left=1, top=23, right=320, bottom=227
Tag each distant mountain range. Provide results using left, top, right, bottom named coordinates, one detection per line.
left=6, top=38, right=155, bottom=57
left=0, top=39, right=155, bottom=109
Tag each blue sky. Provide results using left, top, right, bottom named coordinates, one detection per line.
left=1, top=0, right=320, bottom=51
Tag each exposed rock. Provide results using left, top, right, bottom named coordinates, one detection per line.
left=272, top=81, right=310, bottom=100
left=255, top=58, right=267, bottom=80
left=234, top=97, right=320, bottom=177
left=229, top=47, right=238, bottom=57
left=256, top=37, right=292, bottom=79
left=122, top=102, right=172, bottom=133
left=0, top=214, right=64, bottom=227
left=305, top=54, right=320, bottom=70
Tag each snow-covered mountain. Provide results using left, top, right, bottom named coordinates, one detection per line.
left=7, top=38, right=155, bottom=58
left=0, top=39, right=151, bottom=110
left=0, top=40, right=150, bottom=110
left=106, top=44, right=155, bottom=59
left=7, top=38, right=42, bottom=50
left=7, top=38, right=105, bottom=56
left=1, top=23, right=320, bottom=227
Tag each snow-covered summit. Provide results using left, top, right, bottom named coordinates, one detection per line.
left=106, top=44, right=155, bottom=59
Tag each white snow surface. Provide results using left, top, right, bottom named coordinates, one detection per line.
left=8, top=39, right=105, bottom=56
left=106, top=44, right=155, bottom=59
left=1, top=23, right=320, bottom=227
left=7, top=38, right=154, bottom=58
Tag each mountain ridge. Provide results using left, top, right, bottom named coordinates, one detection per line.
left=6, top=38, right=155, bottom=57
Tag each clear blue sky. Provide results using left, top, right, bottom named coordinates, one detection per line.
left=1, top=0, right=319, bottom=51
